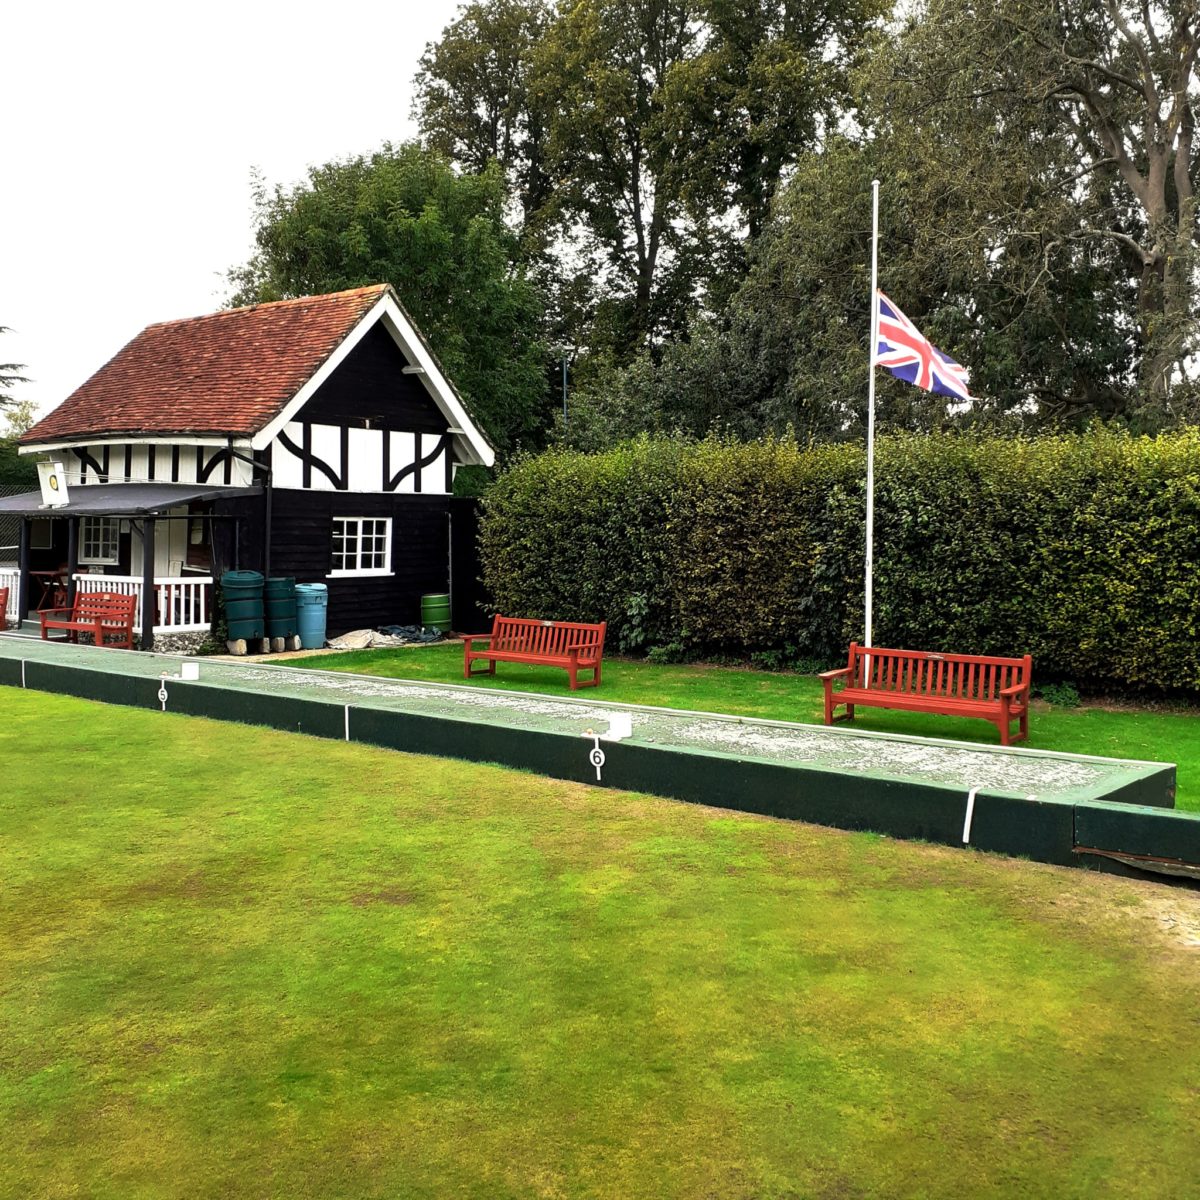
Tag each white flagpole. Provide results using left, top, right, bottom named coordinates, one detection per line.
left=865, top=179, right=880, bottom=650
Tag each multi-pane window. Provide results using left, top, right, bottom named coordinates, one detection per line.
left=79, top=516, right=120, bottom=565
left=330, top=517, right=392, bottom=576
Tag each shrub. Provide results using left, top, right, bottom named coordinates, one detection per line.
left=478, top=429, right=1200, bottom=694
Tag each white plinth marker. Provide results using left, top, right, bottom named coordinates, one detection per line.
left=586, top=734, right=606, bottom=781
left=962, top=786, right=980, bottom=844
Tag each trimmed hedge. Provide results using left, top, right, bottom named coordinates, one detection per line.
left=479, top=431, right=1200, bottom=693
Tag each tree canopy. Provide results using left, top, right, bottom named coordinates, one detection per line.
left=0, top=395, right=37, bottom=488
left=417, top=0, right=887, bottom=355
left=234, top=1, right=1200, bottom=451
left=868, top=0, right=1199, bottom=426
left=0, top=327, right=29, bottom=413
left=229, top=144, right=548, bottom=457
left=535, top=0, right=1199, bottom=444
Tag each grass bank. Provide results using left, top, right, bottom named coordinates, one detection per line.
left=303, top=643, right=1200, bottom=811
left=2, top=689, right=1198, bottom=1198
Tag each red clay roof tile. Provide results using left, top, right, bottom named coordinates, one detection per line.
left=22, top=285, right=391, bottom=444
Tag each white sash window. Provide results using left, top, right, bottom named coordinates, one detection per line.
left=329, top=517, right=392, bottom=577
left=80, top=516, right=120, bottom=565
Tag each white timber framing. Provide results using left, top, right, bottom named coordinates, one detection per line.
left=251, top=290, right=495, bottom=468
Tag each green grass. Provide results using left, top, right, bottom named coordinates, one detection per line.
left=3, top=689, right=1199, bottom=1198
left=303, top=644, right=1200, bottom=811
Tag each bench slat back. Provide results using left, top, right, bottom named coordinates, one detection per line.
left=74, top=591, right=138, bottom=623
left=490, top=615, right=605, bottom=656
left=849, top=643, right=1030, bottom=700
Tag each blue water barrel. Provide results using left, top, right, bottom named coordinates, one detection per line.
left=295, top=583, right=329, bottom=649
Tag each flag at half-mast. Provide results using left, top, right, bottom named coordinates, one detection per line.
left=875, top=290, right=972, bottom=402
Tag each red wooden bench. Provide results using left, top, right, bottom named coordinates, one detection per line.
left=0, top=586, right=8, bottom=630
left=463, top=615, right=607, bottom=690
left=39, top=591, right=138, bottom=650
left=820, top=643, right=1033, bottom=745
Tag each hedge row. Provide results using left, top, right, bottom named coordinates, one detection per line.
left=478, top=431, right=1200, bottom=693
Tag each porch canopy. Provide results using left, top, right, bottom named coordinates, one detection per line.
left=0, top=482, right=260, bottom=517
left=2, top=482, right=262, bottom=648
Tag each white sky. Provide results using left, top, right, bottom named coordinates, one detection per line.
left=2, top=0, right=463, bottom=417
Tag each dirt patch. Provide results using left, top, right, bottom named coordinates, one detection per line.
left=349, top=889, right=416, bottom=907
left=120, top=870, right=209, bottom=902
left=1136, top=887, right=1200, bottom=950
left=1002, top=858, right=1200, bottom=961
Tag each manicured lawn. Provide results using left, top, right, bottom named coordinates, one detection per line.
left=3, top=689, right=1199, bottom=1198
left=304, top=643, right=1200, bottom=811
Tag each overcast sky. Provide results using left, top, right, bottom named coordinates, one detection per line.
left=3, top=0, right=463, bottom=417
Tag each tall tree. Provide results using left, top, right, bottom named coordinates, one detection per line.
left=417, top=0, right=887, bottom=357
left=666, top=0, right=889, bottom=244
left=591, top=1, right=1193, bottom=443
left=536, top=0, right=704, bottom=349
left=0, top=327, right=29, bottom=412
left=0, top=398, right=38, bottom=487
left=228, top=144, right=549, bottom=456
left=879, top=0, right=1199, bottom=422
left=414, top=0, right=554, bottom=232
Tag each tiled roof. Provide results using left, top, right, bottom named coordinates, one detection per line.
left=22, top=285, right=391, bottom=444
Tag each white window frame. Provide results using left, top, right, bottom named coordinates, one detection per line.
left=79, top=516, right=120, bottom=565
left=329, top=516, right=393, bottom=578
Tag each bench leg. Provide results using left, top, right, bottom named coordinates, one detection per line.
left=823, top=684, right=857, bottom=726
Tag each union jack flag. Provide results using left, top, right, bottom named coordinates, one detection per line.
left=875, top=290, right=972, bottom=402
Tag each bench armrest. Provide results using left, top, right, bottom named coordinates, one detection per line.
left=818, top=667, right=851, bottom=681
left=1000, top=682, right=1028, bottom=698
left=462, top=634, right=493, bottom=649
left=570, top=638, right=605, bottom=653
left=38, top=607, right=76, bottom=619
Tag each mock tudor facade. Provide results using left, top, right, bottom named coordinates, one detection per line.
left=1, top=285, right=493, bottom=644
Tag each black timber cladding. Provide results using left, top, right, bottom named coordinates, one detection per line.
left=218, top=490, right=486, bottom=635
left=225, top=489, right=458, bottom=635
left=298, top=322, right=448, bottom=433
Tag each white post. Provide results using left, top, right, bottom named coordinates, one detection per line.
left=865, top=179, right=880, bottom=650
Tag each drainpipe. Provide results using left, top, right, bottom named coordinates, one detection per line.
left=225, top=442, right=271, bottom=577
left=263, top=474, right=272, bottom=579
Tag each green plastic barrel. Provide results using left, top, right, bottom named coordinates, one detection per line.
left=225, top=598, right=263, bottom=623
left=221, top=571, right=265, bottom=640
left=221, top=570, right=264, bottom=600
left=421, top=592, right=452, bottom=634
left=265, top=577, right=298, bottom=639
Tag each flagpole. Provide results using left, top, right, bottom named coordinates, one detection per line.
left=865, top=179, right=880, bottom=650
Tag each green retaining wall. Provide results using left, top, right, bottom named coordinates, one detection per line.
left=2, top=661, right=1194, bottom=882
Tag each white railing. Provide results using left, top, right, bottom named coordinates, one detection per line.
left=0, top=567, right=19, bottom=626
left=73, top=573, right=214, bottom=634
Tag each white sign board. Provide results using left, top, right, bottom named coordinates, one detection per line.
left=37, top=461, right=70, bottom=508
